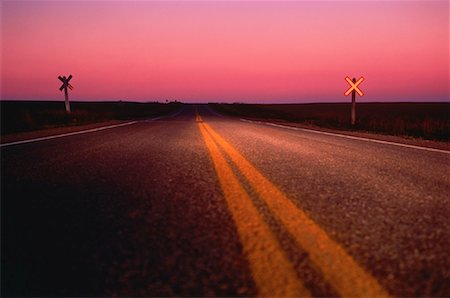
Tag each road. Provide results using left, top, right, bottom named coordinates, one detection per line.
left=1, top=105, right=449, bottom=297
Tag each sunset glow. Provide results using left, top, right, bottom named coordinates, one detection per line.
left=1, top=0, right=449, bottom=103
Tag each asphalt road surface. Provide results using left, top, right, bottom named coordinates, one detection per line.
left=2, top=105, right=449, bottom=297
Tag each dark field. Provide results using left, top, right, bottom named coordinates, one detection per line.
left=0, top=101, right=181, bottom=135
left=212, top=103, right=450, bottom=141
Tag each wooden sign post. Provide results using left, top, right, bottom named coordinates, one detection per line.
left=344, top=76, right=364, bottom=126
left=58, top=75, right=73, bottom=113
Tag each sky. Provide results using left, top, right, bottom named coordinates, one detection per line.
left=1, top=0, right=449, bottom=103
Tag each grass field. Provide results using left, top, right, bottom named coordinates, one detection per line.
left=1, top=101, right=181, bottom=135
left=211, top=103, right=450, bottom=141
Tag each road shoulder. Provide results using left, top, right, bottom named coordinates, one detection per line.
left=0, top=120, right=131, bottom=145
left=241, top=118, right=450, bottom=152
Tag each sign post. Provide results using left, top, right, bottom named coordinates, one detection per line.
left=344, top=76, right=364, bottom=126
left=58, top=75, right=73, bottom=113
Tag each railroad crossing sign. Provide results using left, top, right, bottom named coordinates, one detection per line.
left=344, top=76, right=364, bottom=125
left=345, top=76, right=364, bottom=96
left=58, top=75, right=73, bottom=113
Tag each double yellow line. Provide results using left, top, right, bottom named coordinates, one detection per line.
left=196, top=111, right=388, bottom=297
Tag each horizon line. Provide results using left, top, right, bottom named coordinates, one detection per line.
left=1, top=99, right=449, bottom=105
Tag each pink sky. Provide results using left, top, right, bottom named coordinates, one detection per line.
left=1, top=0, right=449, bottom=103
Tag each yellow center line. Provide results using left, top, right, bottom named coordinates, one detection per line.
left=198, top=116, right=310, bottom=297
left=202, top=121, right=389, bottom=298
left=195, top=108, right=202, bottom=122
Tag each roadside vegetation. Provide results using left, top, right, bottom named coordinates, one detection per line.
left=211, top=103, right=450, bottom=141
left=1, top=101, right=181, bottom=135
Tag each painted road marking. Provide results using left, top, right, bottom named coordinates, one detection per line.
left=195, top=108, right=203, bottom=122
left=241, top=119, right=450, bottom=155
left=198, top=115, right=310, bottom=297
left=0, top=121, right=138, bottom=148
left=203, top=122, right=389, bottom=297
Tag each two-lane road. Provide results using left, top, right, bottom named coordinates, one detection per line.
left=2, top=105, right=449, bottom=297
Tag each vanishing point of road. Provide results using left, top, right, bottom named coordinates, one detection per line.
left=2, top=105, right=449, bottom=297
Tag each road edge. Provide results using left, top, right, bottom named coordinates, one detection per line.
left=239, top=118, right=450, bottom=154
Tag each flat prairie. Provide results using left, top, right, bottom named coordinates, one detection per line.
left=0, top=101, right=181, bottom=135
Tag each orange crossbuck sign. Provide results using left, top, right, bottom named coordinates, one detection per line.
left=344, top=76, right=364, bottom=96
